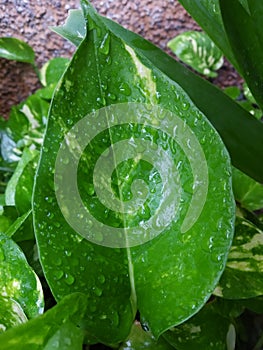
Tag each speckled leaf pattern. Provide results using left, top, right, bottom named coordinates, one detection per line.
left=163, top=302, right=234, bottom=350
left=232, top=167, right=263, bottom=211
left=0, top=233, right=44, bottom=319
left=0, top=293, right=87, bottom=350
left=33, top=0, right=234, bottom=343
left=0, top=297, right=27, bottom=333
left=214, top=216, right=263, bottom=299
left=168, top=31, right=223, bottom=77
left=0, top=37, right=35, bottom=64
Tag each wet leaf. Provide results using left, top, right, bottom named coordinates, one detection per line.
left=54, top=4, right=263, bottom=183
left=33, top=1, right=234, bottom=344
left=214, top=217, right=263, bottom=299
left=168, top=31, right=223, bottom=77
left=163, top=301, right=234, bottom=350
left=0, top=37, right=35, bottom=64
left=50, top=9, right=86, bottom=47
left=0, top=233, right=44, bottom=318
left=0, top=297, right=27, bottom=333
left=119, top=322, right=174, bottom=350
left=232, top=168, right=263, bottom=211
left=0, top=293, right=87, bottom=350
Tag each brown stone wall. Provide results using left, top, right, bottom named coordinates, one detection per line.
left=0, top=0, right=241, bottom=118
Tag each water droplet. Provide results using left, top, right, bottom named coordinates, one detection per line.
left=119, top=82, right=131, bottom=96
left=107, top=92, right=116, bottom=100
left=99, top=32, right=110, bottom=55
left=65, top=274, right=75, bottom=285
left=54, top=270, right=63, bottom=280
left=94, top=286, right=103, bottom=296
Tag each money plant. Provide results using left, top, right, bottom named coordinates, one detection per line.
left=0, top=0, right=262, bottom=349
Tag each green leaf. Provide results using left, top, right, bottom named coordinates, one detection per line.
left=0, top=293, right=87, bottom=350
left=43, top=322, right=84, bottom=350
left=5, top=148, right=38, bottom=213
left=168, top=31, right=224, bottom=77
left=55, top=4, right=263, bottom=183
left=177, top=0, right=240, bottom=71
left=5, top=210, right=32, bottom=238
left=163, top=301, right=234, bottom=350
left=232, top=168, right=263, bottom=211
left=40, top=57, right=70, bottom=87
left=214, top=217, right=263, bottom=299
left=223, top=86, right=241, bottom=100
left=0, top=233, right=44, bottom=318
left=119, top=323, right=174, bottom=350
left=0, top=297, right=27, bottom=333
left=33, top=1, right=234, bottom=343
left=219, top=0, right=263, bottom=110
left=50, top=9, right=86, bottom=46
left=0, top=37, right=35, bottom=64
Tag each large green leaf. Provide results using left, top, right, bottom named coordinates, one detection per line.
left=0, top=293, right=87, bottom=350
left=219, top=0, right=263, bottom=110
left=0, top=233, right=44, bottom=319
left=214, top=217, right=263, bottom=299
left=0, top=37, right=35, bottom=64
left=33, top=1, right=234, bottom=344
left=53, top=8, right=263, bottom=183
left=167, top=31, right=223, bottom=77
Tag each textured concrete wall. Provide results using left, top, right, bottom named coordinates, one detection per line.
left=0, top=0, right=240, bottom=118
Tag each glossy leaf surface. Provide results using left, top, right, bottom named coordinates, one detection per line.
left=0, top=297, right=27, bottom=333
left=50, top=9, right=86, bottom=47
left=168, top=31, right=223, bottom=77
left=0, top=233, right=44, bottom=318
left=219, top=0, right=263, bottom=110
left=53, top=7, right=263, bottom=183
left=0, top=293, right=87, bottom=350
left=163, top=302, right=233, bottom=350
left=119, top=323, right=174, bottom=350
left=0, top=37, right=35, bottom=64
left=33, top=1, right=234, bottom=343
left=214, top=217, right=263, bottom=299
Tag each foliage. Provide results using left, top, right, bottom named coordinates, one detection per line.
left=0, top=0, right=262, bottom=349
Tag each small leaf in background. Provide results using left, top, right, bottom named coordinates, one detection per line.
left=5, top=148, right=38, bottom=211
left=40, top=57, right=70, bottom=87
left=223, top=86, right=241, bottom=100
left=163, top=301, right=234, bottom=350
left=50, top=9, right=86, bottom=47
left=120, top=322, right=174, bottom=350
left=0, top=233, right=44, bottom=319
left=214, top=216, right=263, bottom=299
left=0, top=293, right=87, bottom=350
left=167, top=30, right=224, bottom=77
left=232, top=167, right=263, bottom=211
left=0, top=297, right=27, bottom=333
left=0, top=37, right=35, bottom=64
